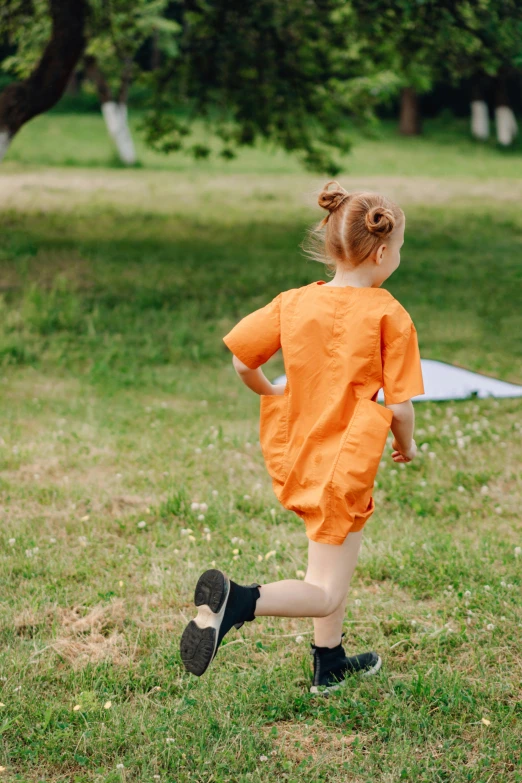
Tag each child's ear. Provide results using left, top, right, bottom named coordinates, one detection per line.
left=375, top=243, right=386, bottom=265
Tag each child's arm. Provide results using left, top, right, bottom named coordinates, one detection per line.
left=385, top=399, right=417, bottom=462
left=231, top=355, right=283, bottom=395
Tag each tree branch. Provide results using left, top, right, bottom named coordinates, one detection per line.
left=0, top=0, right=87, bottom=139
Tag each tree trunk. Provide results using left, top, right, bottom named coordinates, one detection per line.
left=470, top=77, right=489, bottom=140
left=0, top=0, right=87, bottom=162
left=399, top=87, right=422, bottom=136
left=85, top=56, right=137, bottom=166
left=101, top=102, right=137, bottom=165
left=494, top=74, right=518, bottom=146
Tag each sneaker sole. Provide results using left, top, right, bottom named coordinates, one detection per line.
left=180, top=569, right=230, bottom=677
left=309, top=654, right=382, bottom=695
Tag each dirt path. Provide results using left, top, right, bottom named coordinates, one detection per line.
left=1, top=167, right=521, bottom=214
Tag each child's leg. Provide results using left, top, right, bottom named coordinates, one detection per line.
left=254, top=529, right=363, bottom=626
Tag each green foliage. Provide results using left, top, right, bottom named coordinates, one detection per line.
left=350, top=0, right=522, bottom=94
left=143, top=0, right=401, bottom=174
left=85, top=0, right=179, bottom=98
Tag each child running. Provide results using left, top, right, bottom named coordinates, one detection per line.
left=180, top=181, right=425, bottom=695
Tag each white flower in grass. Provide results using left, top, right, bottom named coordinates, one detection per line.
left=204, top=533, right=211, bottom=542
left=190, top=502, right=200, bottom=511
left=8, top=538, right=15, bottom=546
left=500, top=616, right=506, bottom=621
left=199, top=503, right=208, bottom=512
left=195, top=447, right=202, bottom=454
left=495, top=506, right=502, bottom=514
left=486, top=623, right=495, bottom=631
left=212, top=489, right=219, bottom=496
left=49, top=537, right=56, bottom=544
left=243, top=494, right=251, bottom=500
left=203, top=527, right=210, bottom=533
left=269, top=509, right=276, bottom=518
left=464, top=590, right=471, bottom=598
left=295, top=635, right=304, bottom=644
left=116, top=763, right=124, bottom=770
left=254, top=483, right=262, bottom=491
left=137, top=521, right=146, bottom=529
left=25, top=549, right=33, bottom=558
left=197, top=514, right=205, bottom=521
left=428, top=452, right=436, bottom=460
left=457, top=486, right=465, bottom=493
left=257, top=555, right=263, bottom=562
left=232, top=549, right=239, bottom=555
left=500, top=581, right=506, bottom=587
left=188, top=535, right=196, bottom=542
left=231, top=537, right=239, bottom=544
left=480, top=485, right=489, bottom=496
left=354, top=599, right=361, bottom=606
left=207, top=444, right=214, bottom=450
left=515, top=547, right=521, bottom=558
left=390, top=469, right=397, bottom=476
left=13, top=686, right=21, bottom=692
left=410, top=620, right=417, bottom=626
left=296, top=569, right=305, bottom=578
left=420, top=443, right=429, bottom=452
left=259, top=755, right=268, bottom=762
left=484, top=585, right=490, bottom=591
left=265, top=550, right=276, bottom=560
left=457, top=438, right=465, bottom=449
left=78, top=537, right=87, bottom=546
left=166, top=737, right=175, bottom=744
left=507, top=584, right=513, bottom=589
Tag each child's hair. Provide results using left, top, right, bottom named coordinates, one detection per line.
left=302, top=181, right=404, bottom=273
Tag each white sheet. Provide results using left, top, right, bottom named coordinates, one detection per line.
left=272, top=359, right=522, bottom=403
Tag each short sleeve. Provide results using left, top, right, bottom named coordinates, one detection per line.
left=381, top=301, right=424, bottom=404
left=222, top=293, right=282, bottom=369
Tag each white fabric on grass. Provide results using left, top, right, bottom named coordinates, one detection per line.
left=272, top=359, right=522, bottom=403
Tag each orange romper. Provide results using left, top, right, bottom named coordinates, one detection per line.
left=223, top=281, right=425, bottom=545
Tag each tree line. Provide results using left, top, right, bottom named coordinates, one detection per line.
left=0, top=0, right=521, bottom=171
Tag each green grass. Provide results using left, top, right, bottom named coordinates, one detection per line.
left=4, top=110, right=522, bottom=177
left=0, top=118, right=521, bottom=781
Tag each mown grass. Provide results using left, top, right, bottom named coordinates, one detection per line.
left=0, top=123, right=521, bottom=782
left=3, top=111, right=522, bottom=178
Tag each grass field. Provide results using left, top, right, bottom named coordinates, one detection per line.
left=0, top=114, right=521, bottom=782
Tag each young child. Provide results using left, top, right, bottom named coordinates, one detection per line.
left=180, top=182, right=424, bottom=695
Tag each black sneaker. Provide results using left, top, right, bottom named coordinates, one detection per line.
left=180, top=568, right=260, bottom=677
left=310, top=634, right=382, bottom=695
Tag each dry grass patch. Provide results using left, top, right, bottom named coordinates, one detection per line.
left=260, top=719, right=366, bottom=766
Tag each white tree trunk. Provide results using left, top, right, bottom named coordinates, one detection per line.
left=101, top=101, right=136, bottom=165
left=0, top=130, right=11, bottom=162
left=495, top=106, right=518, bottom=146
left=470, top=100, right=489, bottom=140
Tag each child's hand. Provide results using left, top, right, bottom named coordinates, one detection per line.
left=391, top=438, right=416, bottom=463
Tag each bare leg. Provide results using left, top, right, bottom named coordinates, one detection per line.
left=254, top=529, right=363, bottom=629
left=310, top=532, right=363, bottom=647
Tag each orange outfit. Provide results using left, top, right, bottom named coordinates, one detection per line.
left=223, top=281, right=424, bottom=545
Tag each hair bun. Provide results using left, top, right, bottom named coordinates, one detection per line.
left=318, top=180, right=350, bottom=214
left=365, top=206, right=395, bottom=236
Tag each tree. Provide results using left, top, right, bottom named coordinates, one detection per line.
left=350, top=0, right=522, bottom=143
left=0, top=0, right=87, bottom=161
left=83, top=0, right=179, bottom=165
left=0, top=0, right=399, bottom=172
left=143, top=0, right=400, bottom=174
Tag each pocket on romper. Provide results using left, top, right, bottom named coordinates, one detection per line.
left=329, top=398, right=393, bottom=516
left=259, top=393, right=288, bottom=484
